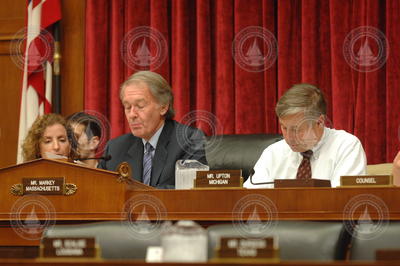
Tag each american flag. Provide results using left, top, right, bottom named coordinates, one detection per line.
left=17, top=0, right=61, bottom=163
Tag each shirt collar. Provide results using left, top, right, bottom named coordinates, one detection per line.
left=310, top=127, right=328, bottom=158
left=142, top=123, right=165, bottom=149
left=288, top=127, right=328, bottom=160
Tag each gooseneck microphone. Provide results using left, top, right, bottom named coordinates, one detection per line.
left=249, top=168, right=275, bottom=185
left=74, top=155, right=112, bottom=161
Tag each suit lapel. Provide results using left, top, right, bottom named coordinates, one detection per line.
left=151, top=120, right=173, bottom=186
left=127, top=137, right=144, bottom=182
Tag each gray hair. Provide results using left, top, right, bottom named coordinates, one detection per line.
left=275, top=83, right=327, bottom=118
left=120, top=71, right=175, bottom=119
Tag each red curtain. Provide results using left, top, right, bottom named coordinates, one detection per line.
left=85, top=0, right=400, bottom=164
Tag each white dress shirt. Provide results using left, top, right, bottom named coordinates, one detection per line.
left=243, top=127, right=367, bottom=188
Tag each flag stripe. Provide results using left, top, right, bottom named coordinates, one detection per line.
left=17, top=0, right=61, bottom=163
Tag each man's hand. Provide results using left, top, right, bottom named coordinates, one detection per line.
left=392, top=151, right=400, bottom=186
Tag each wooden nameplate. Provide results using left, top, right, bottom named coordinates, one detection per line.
left=194, top=170, right=243, bottom=189
left=376, top=249, right=400, bottom=261
left=340, top=175, right=393, bottom=187
left=40, top=237, right=100, bottom=259
left=274, top=179, right=331, bottom=188
left=211, top=237, right=279, bottom=263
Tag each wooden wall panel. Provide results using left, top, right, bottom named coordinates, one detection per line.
left=60, top=0, right=85, bottom=116
left=0, top=0, right=85, bottom=168
left=0, top=0, right=25, bottom=168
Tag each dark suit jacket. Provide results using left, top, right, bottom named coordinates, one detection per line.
left=98, top=119, right=208, bottom=189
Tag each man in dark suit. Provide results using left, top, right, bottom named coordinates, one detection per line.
left=98, top=71, right=207, bottom=189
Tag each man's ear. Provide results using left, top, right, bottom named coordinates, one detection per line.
left=89, top=136, right=100, bottom=150
left=317, top=115, right=325, bottom=127
left=160, top=104, right=168, bottom=116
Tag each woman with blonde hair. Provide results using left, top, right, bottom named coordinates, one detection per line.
left=22, top=113, right=74, bottom=162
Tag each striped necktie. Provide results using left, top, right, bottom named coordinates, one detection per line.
left=142, top=142, right=154, bottom=185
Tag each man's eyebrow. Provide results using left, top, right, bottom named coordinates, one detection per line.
left=123, top=98, right=146, bottom=104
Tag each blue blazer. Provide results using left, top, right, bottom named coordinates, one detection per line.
left=98, top=119, right=208, bottom=189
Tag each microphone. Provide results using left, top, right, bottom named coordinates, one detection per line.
left=249, top=168, right=275, bottom=185
left=74, top=155, right=112, bottom=161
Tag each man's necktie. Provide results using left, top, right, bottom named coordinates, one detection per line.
left=142, top=142, right=154, bottom=185
left=296, top=150, right=313, bottom=180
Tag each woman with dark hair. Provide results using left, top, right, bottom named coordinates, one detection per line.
left=22, top=113, right=74, bottom=162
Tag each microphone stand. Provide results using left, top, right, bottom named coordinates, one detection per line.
left=74, top=155, right=112, bottom=161
left=249, top=169, right=275, bottom=185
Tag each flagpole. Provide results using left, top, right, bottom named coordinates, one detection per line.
left=53, top=21, right=61, bottom=114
